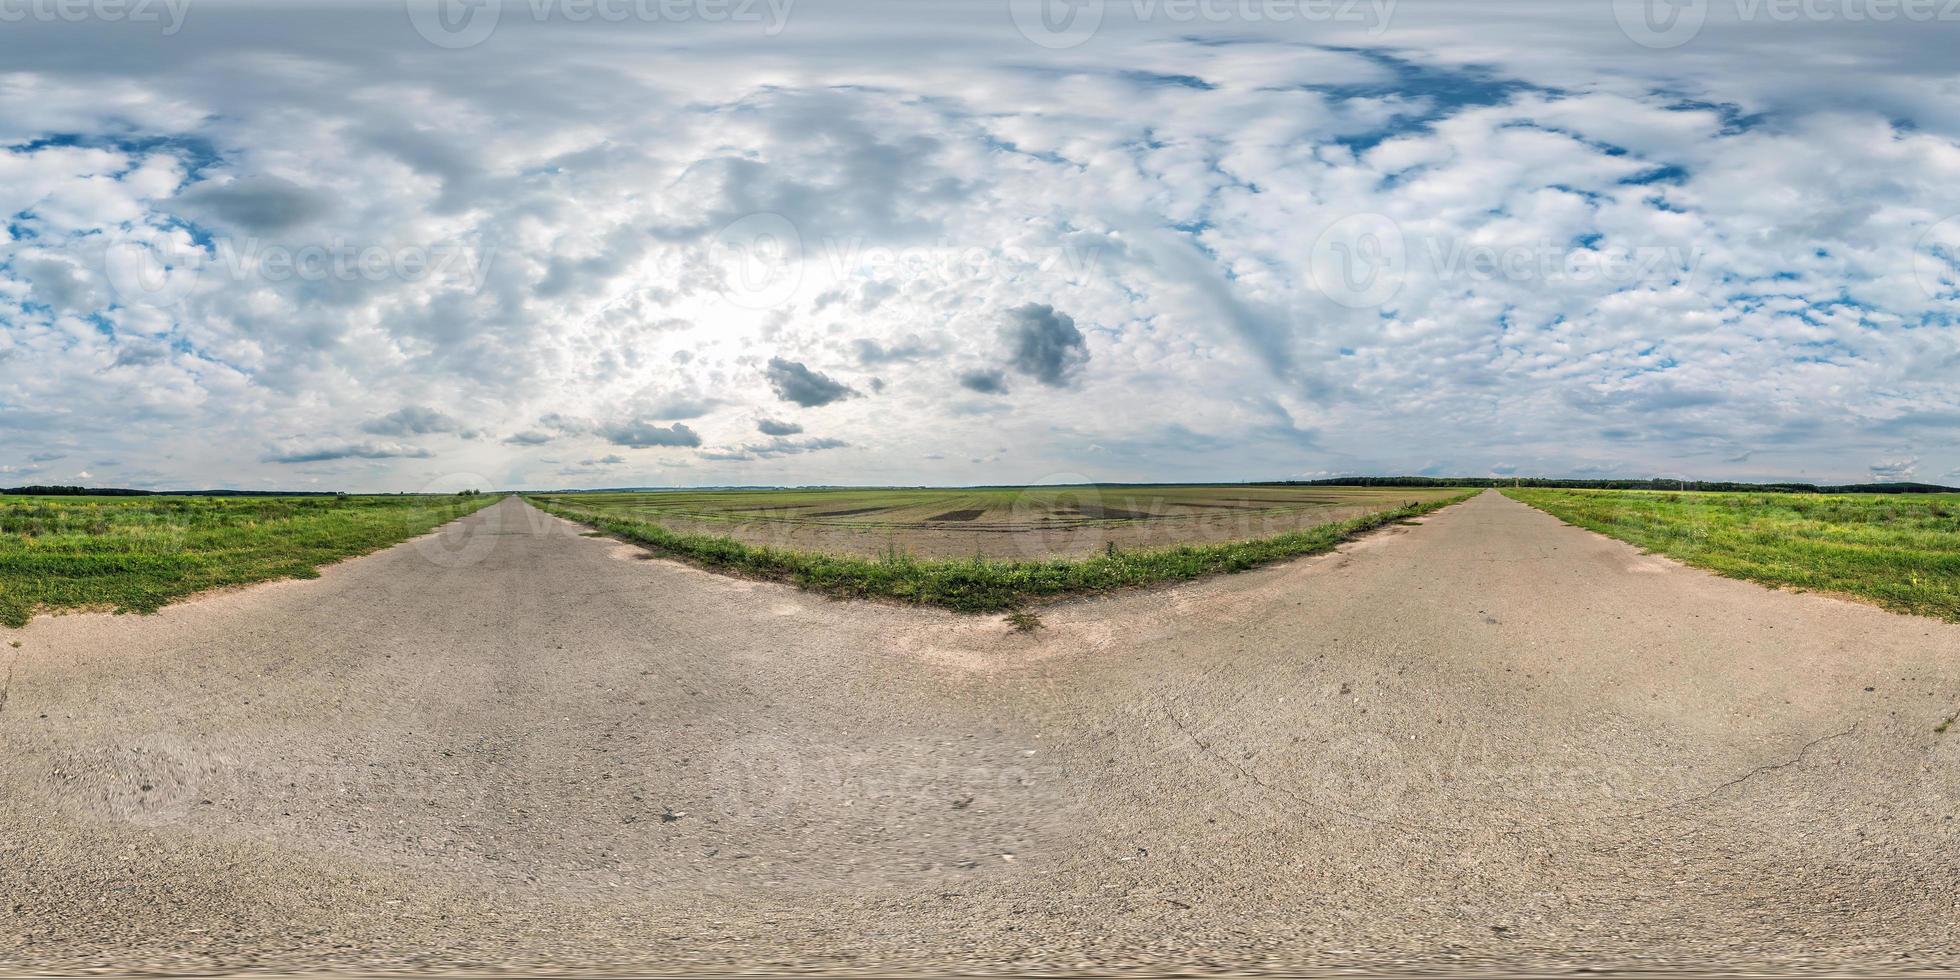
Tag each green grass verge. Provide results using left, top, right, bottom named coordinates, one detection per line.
left=0, top=493, right=502, bottom=627
left=1503, top=487, right=1960, bottom=622
left=528, top=491, right=1474, bottom=612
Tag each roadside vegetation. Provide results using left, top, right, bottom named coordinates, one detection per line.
left=528, top=484, right=1463, bottom=560
left=0, top=493, right=500, bottom=627
left=1504, top=488, right=1960, bottom=621
left=528, top=491, right=1474, bottom=612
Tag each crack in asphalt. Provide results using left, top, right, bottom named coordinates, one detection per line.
left=1163, top=700, right=1453, bottom=835
left=1166, top=700, right=1871, bottom=838
left=1690, top=725, right=1860, bottom=801
left=0, top=647, right=18, bottom=718
left=1639, top=725, right=1860, bottom=817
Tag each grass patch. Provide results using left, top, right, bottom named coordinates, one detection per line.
left=528, top=491, right=1472, bottom=612
left=1005, top=610, right=1044, bottom=633
left=0, top=493, right=502, bottom=627
left=1503, top=488, right=1960, bottom=622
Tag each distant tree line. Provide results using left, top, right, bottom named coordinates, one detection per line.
left=1279, top=477, right=1959, bottom=494
left=2, top=485, right=154, bottom=496
left=1, top=485, right=345, bottom=497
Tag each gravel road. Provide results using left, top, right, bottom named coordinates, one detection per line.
left=3, top=492, right=1956, bottom=976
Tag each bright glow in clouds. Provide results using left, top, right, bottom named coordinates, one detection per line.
left=0, top=1, right=1956, bottom=490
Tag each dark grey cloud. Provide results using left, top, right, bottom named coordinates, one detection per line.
left=946, top=400, right=1010, bottom=417
left=650, top=91, right=969, bottom=246
left=363, top=405, right=467, bottom=436
left=1871, top=410, right=1960, bottom=435
left=21, top=258, right=92, bottom=311
left=744, top=436, right=849, bottom=458
left=815, top=280, right=899, bottom=315
left=1003, top=304, right=1088, bottom=387
left=598, top=420, right=702, bottom=448
left=355, top=120, right=485, bottom=215
left=765, top=357, right=859, bottom=407
left=110, top=340, right=170, bottom=368
left=643, top=394, right=721, bottom=420
left=533, top=225, right=647, bottom=299
left=503, top=430, right=554, bottom=446
left=958, top=368, right=1009, bottom=394
left=265, top=441, right=434, bottom=464
left=756, top=417, right=803, bottom=436
left=171, top=175, right=333, bottom=232
left=1870, top=457, right=1919, bottom=481
left=852, top=334, right=942, bottom=365
left=1566, top=383, right=1725, bottom=416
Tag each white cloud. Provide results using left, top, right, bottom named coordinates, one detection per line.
left=0, top=6, right=1954, bottom=489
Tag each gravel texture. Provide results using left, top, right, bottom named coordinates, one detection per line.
left=3, top=492, right=1956, bottom=976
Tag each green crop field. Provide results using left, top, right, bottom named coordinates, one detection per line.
left=529, top=485, right=1473, bottom=612
left=0, top=493, right=501, bottom=627
left=1504, top=488, right=1960, bottom=621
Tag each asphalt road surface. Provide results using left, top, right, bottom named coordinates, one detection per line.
left=3, top=492, right=1957, bottom=976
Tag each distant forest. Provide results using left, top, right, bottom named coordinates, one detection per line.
left=1284, top=477, right=1960, bottom=494
left=0, top=485, right=344, bottom=497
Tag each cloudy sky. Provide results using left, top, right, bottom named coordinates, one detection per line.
left=1, top=0, right=1956, bottom=491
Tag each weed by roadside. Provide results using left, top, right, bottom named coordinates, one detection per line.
left=1005, top=611, right=1044, bottom=633
left=530, top=492, right=1473, bottom=613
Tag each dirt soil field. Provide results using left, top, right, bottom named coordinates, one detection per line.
left=3, top=492, right=1958, bottom=976
left=528, top=485, right=1466, bottom=559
